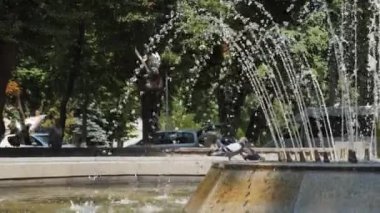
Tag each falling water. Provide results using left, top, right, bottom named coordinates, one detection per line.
left=368, top=0, right=380, bottom=156
left=135, top=0, right=380, bottom=161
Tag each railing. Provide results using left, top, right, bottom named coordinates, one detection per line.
left=174, top=145, right=372, bottom=162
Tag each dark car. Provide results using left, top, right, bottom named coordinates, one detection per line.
left=132, top=130, right=200, bottom=148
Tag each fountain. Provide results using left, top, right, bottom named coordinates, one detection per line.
left=136, top=0, right=380, bottom=162
left=131, top=0, right=380, bottom=212
left=0, top=1, right=379, bottom=212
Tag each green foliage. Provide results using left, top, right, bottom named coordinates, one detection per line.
left=239, top=94, right=260, bottom=129
left=1, top=0, right=172, bottom=142
left=305, top=26, right=329, bottom=54
left=272, top=99, right=288, bottom=131
left=179, top=6, right=212, bottom=47
left=236, top=128, right=245, bottom=139
left=72, top=104, right=110, bottom=143
left=40, top=107, right=76, bottom=141
left=13, top=67, right=48, bottom=114
left=198, top=0, right=229, bottom=15
left=1, top=0, right=348, bottom=146
left=160, top=97, right=201, bottom=130
left=328, top=0, right=343, bottom=18
left=257, top=64, right=269, bottom=78
left=104, top=86, right=140, bottom=142
left=283, top=14, right=328, bottom=56
left=283, top=11, right=329, bottom=83
left=161, top=49, right=181, bottom=65
left=3, top=106, right=20, bottom=122
left=121, top=12, right=154, bottom=23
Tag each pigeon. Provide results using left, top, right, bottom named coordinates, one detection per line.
left=218, top=137, right=247, bottom=160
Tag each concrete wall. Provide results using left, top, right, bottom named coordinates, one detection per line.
left=185, top=162, right=380, bottom=213
left=0, top=156, right=222, bottom=186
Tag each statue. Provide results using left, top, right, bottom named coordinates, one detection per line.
left=135, top=48, right=163, bottom=90
left=135, top=47, right=163, bottom=142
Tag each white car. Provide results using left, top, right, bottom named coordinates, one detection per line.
left=0, top=133, right=75, bottom=148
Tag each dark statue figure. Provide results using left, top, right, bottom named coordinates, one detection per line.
left=135, top=48, right=163, bottom=143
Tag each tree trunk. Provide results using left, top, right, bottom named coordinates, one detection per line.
left=59, top=21, right=85, bottom=138
left=81, top=91, right=89, bottom=145
left=0, top=41, right=17, bottom=137
left=357, top=0, right=371, bottom=105
left=16, top=93, right=26, bottom=123
left=217, top=87, right=228, bottom=134
left=327, top=51, right=338, bottom=106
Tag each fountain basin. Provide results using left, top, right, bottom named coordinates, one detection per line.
left=185, top=162, right=380, bottom=213
left=0, top=156, right=222, bottom=187
left=0, top=183, right=198, bottom=212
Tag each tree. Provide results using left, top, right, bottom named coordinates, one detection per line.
left=59, top=19, right=86, bottom=138
left=0, top=41, right=16, bottom=137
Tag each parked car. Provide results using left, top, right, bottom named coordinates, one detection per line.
left=262, top=106, right=376, bottom=157
left=0, top=133, right=75, bottom=148
left=132, top=130, right=201, bottom=149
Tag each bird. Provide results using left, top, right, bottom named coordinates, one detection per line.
left=219, top=137, right=248, bottom=160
